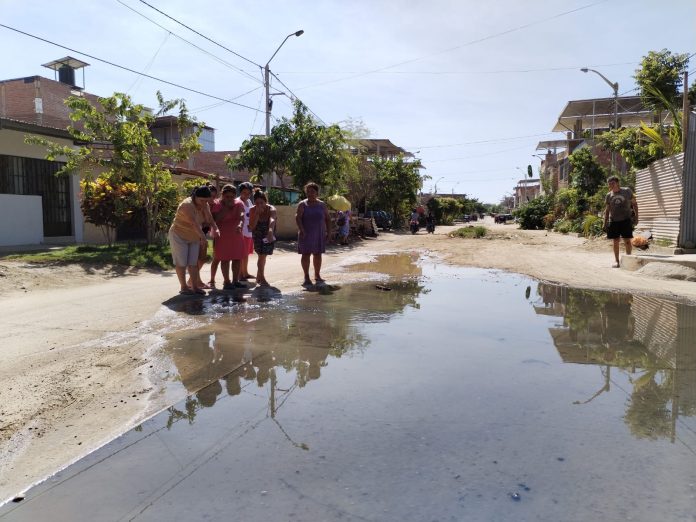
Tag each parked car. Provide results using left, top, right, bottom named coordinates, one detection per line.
left=364, top=210, right=392, bottom=230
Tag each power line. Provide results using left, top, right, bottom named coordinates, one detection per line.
left=408, top=132, right=558, bottom=150
left=0, top=23, right=264, bottom=114
left=116, top=0, right=262, bottom=86
left=137, top=0, right=260, bottom=68
left=270, top=71, right=327, bottom=126
left=295, top=0, right=611, bottom=91
left=126, top=31, right=170, bottom=94
left=277, top=62, right=637, bottom=76
left=426, top=144, right=532, bottom=163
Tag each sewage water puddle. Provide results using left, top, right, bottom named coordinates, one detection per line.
left=2, top=255, right=696, bottom=521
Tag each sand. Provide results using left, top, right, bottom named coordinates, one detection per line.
left=2, top=219, right=695, bottom=502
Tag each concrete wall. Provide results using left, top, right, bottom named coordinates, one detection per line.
left=0, top=128, right=72, bottom=160
left=0, top=194, right=43, bottom=246
left=275, top=205, right=298, bottom=240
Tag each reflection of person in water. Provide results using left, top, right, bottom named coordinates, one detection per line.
left=602, top=298, right=634, bottom=349
left=225, top=373, right=242, bottom=397
left=196, top=380, right=222, bottom=408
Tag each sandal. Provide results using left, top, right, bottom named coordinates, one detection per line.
left=179, top=288, right=194, bottom=295
left=192, top=288, right=207, bottom=295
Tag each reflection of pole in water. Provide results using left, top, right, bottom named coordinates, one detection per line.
left=267, top=367, right=309, bottom=450
left=574, top=366, right=611, bottom=405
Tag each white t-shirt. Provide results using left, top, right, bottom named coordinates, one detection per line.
left=241, top=198, right=253, bottom=238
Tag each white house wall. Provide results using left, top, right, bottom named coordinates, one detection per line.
left=0, top=193, right=43, bottom=246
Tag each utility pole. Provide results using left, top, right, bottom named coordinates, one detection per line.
left=265, top=64, right=271, bottom=137
left=683, top=70, right=689, bottom=153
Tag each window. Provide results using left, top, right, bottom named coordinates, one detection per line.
left=0, top=155, right=72, bottom=236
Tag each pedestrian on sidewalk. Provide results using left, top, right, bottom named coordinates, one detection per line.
left=237, top=182, right=256, bottom=282
left=603, top=175, right=639, bottom=268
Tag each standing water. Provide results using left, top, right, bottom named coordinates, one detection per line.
left=2, top=255, right=695, bottom=521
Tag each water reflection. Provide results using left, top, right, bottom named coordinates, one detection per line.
left=164, top=278, right=426, bottom=427
left=534, top=283, right=696, bottom=441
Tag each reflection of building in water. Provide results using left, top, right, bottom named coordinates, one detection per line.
left=535, top=283, right=696, bottom=441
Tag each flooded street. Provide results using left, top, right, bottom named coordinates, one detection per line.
left=2, top=255, right=696, bottom=521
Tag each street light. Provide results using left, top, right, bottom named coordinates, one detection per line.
left=581, top=67, right=619, bottom=172
left=433, top=176, right=445, bottom=194
left=265, top=30, right=304, bottom=137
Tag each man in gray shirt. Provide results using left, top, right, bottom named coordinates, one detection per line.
left=603, top=175, right=639, bottom=268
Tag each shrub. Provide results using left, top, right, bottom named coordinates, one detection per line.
left=451, top=226, right=486, bottom=238
left=554, top=219, right=575, bottom=234
left=582, top=214, right=604, bottom=237
left=514, top=195, right=552, bottom=230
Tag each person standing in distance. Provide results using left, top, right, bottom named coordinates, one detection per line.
left=603, top=175, right=639, bottom=268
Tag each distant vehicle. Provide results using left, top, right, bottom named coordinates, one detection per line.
left=364, top=210, right=392, bottom=230
left=462, top=214, right=471, bottom=222
left=470, top=213, right=478, bottom=221
left=494, top=214, right=514, bottom=224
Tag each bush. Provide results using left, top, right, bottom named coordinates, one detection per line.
left=582, top=214, right=604, bottom=237
left=514, top=195, right=552, bottom=230
left=451, top=226, right=487, bottom=238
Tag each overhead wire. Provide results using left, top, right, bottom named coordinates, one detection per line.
left=270, top=71, right=327, bottom=126
left=137, top=0, right=261, bottom=68
left=126, top=31, right=170, bottom=94
left=408, top=132, right=558, bottom=150
left=0, top=23, right=264, bottom=114
left=116, top=0, right=262, bottom=86
left=294, top=0, right=612, bottom=91
left=277, top=61, right=637, bottom=76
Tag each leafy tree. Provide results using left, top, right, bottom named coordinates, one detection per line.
left=371, top=154, right=424, bottom=226
left=228, top=121, right=293, bottom=187
left=569, top=147, right=606, bottom=196
left=229, top=100, right=348, bottom=194
left=634, top=49, right=689, bottom=111
left=287, top=101, right=347, bottom=191
left=596, top=127, right=661, bottom=170
left=28, top=91, right=201, bottom=244
left=427, top=197, right=462, bottom=225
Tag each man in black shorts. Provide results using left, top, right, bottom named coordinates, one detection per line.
left=603, top=175, right=639, bottom=268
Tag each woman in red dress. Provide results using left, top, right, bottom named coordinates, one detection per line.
left=213, top=185, right=247, bottom=289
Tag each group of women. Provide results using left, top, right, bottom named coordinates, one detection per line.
left=168, top=181, right=331, bottom=295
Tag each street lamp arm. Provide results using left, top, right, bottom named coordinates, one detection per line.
left=580, top=68, right=618, bottom=94
left=266, top=30, right=304, bottom=67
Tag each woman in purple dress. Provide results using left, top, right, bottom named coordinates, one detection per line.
left=296, top=182, right=331, bottom=286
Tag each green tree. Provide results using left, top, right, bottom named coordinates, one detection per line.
left=28, top=91, right=201, bottom=244
left=229, top=100, right=349, bottom=194
left=287, top=101, right=347, bottom=191
left=634, top=49, right=689, bottom=111
left=228, top=121, right=293, bottom=187
left=371, top=155, right=424, bottom=226
left=569, top=147, right=606, bottom=196
left=427, top=197, right=462, bottom=225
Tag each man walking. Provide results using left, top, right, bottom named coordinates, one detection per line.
left=603, top=175, right=639, bottom=268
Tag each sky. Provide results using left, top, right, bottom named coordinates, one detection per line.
left=1, top=0, right=695, bottom=203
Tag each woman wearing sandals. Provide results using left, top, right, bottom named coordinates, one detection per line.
left=296, top=181, right=331, bottom=286
left=249, top=190, right=277, bottom=286
left=213, top=184, right=247, bottom=289
left=169, top=186, right=219, bottom=295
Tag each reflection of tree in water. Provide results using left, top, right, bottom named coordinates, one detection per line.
left=624, top=370, right=673, bottom=440
left=535, top=283, right=696, bottom=442
left=163, top=277, right=426, bottom=429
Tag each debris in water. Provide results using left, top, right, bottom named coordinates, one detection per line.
left=510, top=492, right=521, bottom=501
left=518, top=483, right=531, bottom=491
left=12, top=496, right=24, bottom=503
left=375, top=285, right=392, bottom=291
left=557, top=457, right=565, bottom=462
